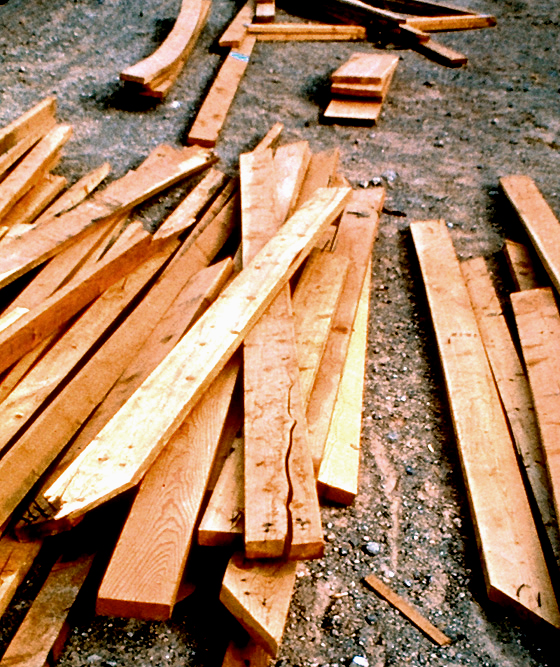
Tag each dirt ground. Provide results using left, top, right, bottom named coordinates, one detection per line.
left=1, top=0, right=560, bottom=665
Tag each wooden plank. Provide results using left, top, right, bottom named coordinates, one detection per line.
left=220, top=553, right=297, bottom=656
left=0, top=125, right=72, bottom=223
left=406, top=14, right=497, bottom=31
left=219, top=0, right=255, bottom=48
left=414, top=38, right=468, bottom=67
left=331, top=57, right=398, bottom=99
left=295, top=149, right=339, bottom=209
left=462, top=259, right=560, bottom=567
left=222, top=639, right=271, bottom=667
left=0, top=97, right=56, bottom=154
left=96, top=358, right=240, bottom=620
left=41, top=187, right=351, bottom=530
left=1, top=174, right=67, bottom=228
left=274, top=142, right=311, bottom=223
left=410, top=219, right=560, bottom=628
left=253, top=122, right=284, bottom=153
left=378, top=0, right=473, bottom=15
left=500, top=175, right=560, bottom=295
left=120, top=0, right=203, bottom=84
left=254, top=2, right=275, bottom=23
left=395, top=23, right=431, bottom=43
left=0, top=144, right=215, bottom=291
left=249, top=24, right=366, bottom=39
left=293, top=249, right=348, bottom=406
left=255, top=32, right=365, bottom=42
left=317, top=263, right=370, bottom=504
left=364, top=573, right=451, bottom=646
left=324, top=98, right=383, bottom=123
left=0, top=553, right=94, bottom=667
left=332, top=52, right=399, bottom=85
left=0, top=536, right=42, bottom=617
left=187, top=36, right=256, bottom=148
left=511, top=288, right=560, bottom=531
left=307, top=188, right=384, bottom=473
left=0, top=337, right=56, bottom=406
left=503, top=239, right=543, bottom=291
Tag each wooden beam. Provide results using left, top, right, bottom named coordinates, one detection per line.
left=503, top=239, right=543, bottom=291
left=274, top=142, right=311, bottom=223
left=511, top=288, right=560, bottom=534
left=364, top=573, right=451, bottom=646
left=406, top=14, right=497, bottom=31
left=1, top=174, right=67, bottom=228
left=413, top=38, right=468, bottom=67
left=248, top=23, right=366, bottom=40
left=0, top=536, right=42, bottom=617
left=220, top=553, right=297, bottom=656
left=307, top=188, right=384, bottom=473
left=0, top=553, right=94, bottom=667
left=317, top=263, right=370, bottom=504
left=410, top=219, right=560, bottom=628
left=187, top=36, right=256, bottom=148
left=501, top=175, right=560, bottom=295
left=42, top=187, right=351, bottom=529
left=219, top=0, right=255, bottom=48
left=461, top=259, right=560, bottom=566
left=97, top=357, right=240, bottom=620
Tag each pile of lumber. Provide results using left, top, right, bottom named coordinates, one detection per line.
left=325, top=51, right=399, bottom=124
left=0, top=99, right=385, bottom=667
left=410, top=176, right=560, bottom=630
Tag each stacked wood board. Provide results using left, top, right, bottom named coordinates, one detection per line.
left=325, top=52, right=399, bottom=124
left=0, top=99, right=385, bottom=667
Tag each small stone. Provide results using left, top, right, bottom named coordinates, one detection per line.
left=446, top=222, right=453, bottom=228
left=365, top=613, right=377, bottom=625
left=405, top=466, right=415, bottom=475
left=381, top=169, right=398, bottom=184
left=340, top=548, right=349, bottom=556
left=326, top=532, right=336, bottom=542
left=386, top=431, right=398, bottom=442
left=404, top=579, right=412, bottom=588
left=87, top=656, right=102, bottom=663
left=350, top=657, right=369, bottom=667
left=370, top=176, right=382, bottom=186
left=364, top=542, right=381, bottom=555
left=358, top=180, right=370, bottom=188
left=170, top=100, right=181, bottom=109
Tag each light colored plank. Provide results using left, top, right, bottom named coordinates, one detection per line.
left=253, top=2, right=275, bottom=23
left=0, top=97, right=56, bottom=155
left=293, top=249, right=348, bottom=406
left=307, top=188, right=384, bottom=473
left=253, top=122, right=284, bottom=153
left=249, top=23, right=366, bottom=39
left=274, top=141, right=311, bottom=223
left=0, top=125, right=72, bottom=223
left=187, top=36, right=256, bottom=148
left=42, top=187, right=351, bottom=529
left=0, top=144, right=215, bottom=290
left=120, top=0, right=203, bottom=85
left=317, top=263, right=370, bottom=504
left=0, top=536, right=42, bottom=617
left=331, top=58, right=398, bottom=99
left=0, top=553, right=94, bottom=667
left=97, top=357, right=240, bottom=620
left=219, top=0, right=255, bottom=48
left=511, top=288, right=560, bottom=530
left=364, top=573, right=451, bottom=646
left=501, top=175, right=560, bottom=294
left=1, top=174, right=67, bottom=228
left=0, top=307, right=29, bottom=334
left=410, top=219, right=560, bottom=628
left=414, top=38, right=468, bottom=67
left=332, top=52, right=399, bottom=84
left=503, top=239, right=543, bottom=291
left=462, top=259, right=560, bottom=567
left=395, top=23, right=431, bottom=43
left=220, top=554, right=297, bottom=656
left=406, top=14, right=497, bottom=31
left=324, top=98, right=383, bottom=123
left=254, top=32, right=365, bottom=42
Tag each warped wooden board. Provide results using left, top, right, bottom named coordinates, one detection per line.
left=332, top=52, right=399, bottom=85
left=503, top=240, right=543, bottom=291
left=406, top=14, right=497, bottom=31
left=1, top=174, right=67, bottom=228
left=0, top=536, right=42, bottom=617
left=222, top=639, right=271, bottom=667
left=0, top=247, right=175, bottom=459
left=331, top=58, right=398, bottom=99
left=307, top=188, right=384, bottom=472
left=42, top=187, right=350, bottom=529
left=317, top=264, right=370, bottom=504
left=253, top=122, right=283, bottom=153
left=0, top=97, right=56, bottom=154
left=294, top=149, right=339, bottom=209
left=414, top=38, right=468, bottom=66
left=410, top=219, right=560, bottom=628
left=511, top=288, right=560, bottom=530
left=97, top=358, right=240, bottom=620
left=0, top=144, right=215, bottom=290
left=501, top=175, right=560, bottom=294
left=0, top=124, right=72, bottom=223
left=13, top=184, right=238, bottom=538
left=220, top=554, right=297, bottom=656
left=187, top=36, right=256, bottom=148
left=364, top=574, right=451, bottom=646
left=254, top=2, right=275, bottom=23
left=462, top=259, right=560, bottom=567
left=293, top=249, right=348, bottom=406
left=324, top=98, right=383, bottom=123
left=0, top=553, right=94, bottom=667
left=219, top=0, right=255, bottom=48
left=121, top=0, right=203, bottom=85
left=274, top=142, right=311, bottom=223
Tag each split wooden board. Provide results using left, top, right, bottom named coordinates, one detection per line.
left=410, top=219, right=560, bottom=628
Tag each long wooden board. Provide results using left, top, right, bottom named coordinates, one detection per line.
left=410, top=219, right=560, bottom=627
left=324, top=98, right=383, bottom=123
left=0, top=536, right=42, bottom=617
left=248, top=24, right=366, bottom=40
left=273, top=142, right=311, bottom=224
left=42, top=187, right=350, bottom=529
left=331, top=58, right=398, bottom=100
left=1, top=174, right=67, bottom=228
left=0, top=97, right=56, bottom=154
left=96, top=358, right=240, bottom=620
left=414, top=38, right=468, bottom=67
left=331, top=52, right=399, bottom=85
left=219, top=0, right=255, bottom=48
left=503, top=239, right=543, bottom=291
left=461, top=258, right=560, bottom=566
left=406, top=14, right=496, bottom=31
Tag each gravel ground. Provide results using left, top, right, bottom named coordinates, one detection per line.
left=0, top=0, right=559, bottom=666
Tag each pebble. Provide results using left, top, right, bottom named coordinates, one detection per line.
left=365, top=613, right=377, bottom=625
left=350, top=657, right=369, bottom=667
left=364, top=542, right=381, bottom=555
left=405, top=466, right=415, bottom=475
left=381, top=169, right=399, bottom=184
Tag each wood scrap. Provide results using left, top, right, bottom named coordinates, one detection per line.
left=219, top=0, right=255, bottom=48
left=410, top=219, right=560, bottom=628
left=364, top=573, right=451, bottom=646
left=413, top=38, right=468, bottom=67
left=253, top=122, right=284, bottom=153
